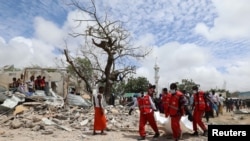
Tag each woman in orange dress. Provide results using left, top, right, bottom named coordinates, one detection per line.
left=93, top=86, right=107, bottom=135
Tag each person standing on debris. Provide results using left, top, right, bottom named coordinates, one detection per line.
left=160, top=88, right=171, bottom=117
left=26, top=75, right=35, bottom=94
left=93, top=86, right=107, bottom=135
left=40, top=76, right=46, bottom=90
left=191, top=85, right=208, bottom=137
left=129, top=86, right=160, bottom=140
left=35, top=75, right=41, bottom=90
left=166, top=83, right=188, bottom=141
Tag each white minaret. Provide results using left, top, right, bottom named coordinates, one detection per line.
left=154, top=58, right=160, bottom=98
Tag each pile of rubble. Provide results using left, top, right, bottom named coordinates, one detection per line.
left=0, top=90, right=199, bottom=138
left=0, top=100, right=142, bottom=136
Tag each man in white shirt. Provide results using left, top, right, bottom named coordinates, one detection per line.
left=211, top=90, right=219, bottom=116
left=218, top=94, right=225, bottom=115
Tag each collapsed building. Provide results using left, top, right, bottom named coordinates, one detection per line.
left=0, top=65, right=93, bottom=110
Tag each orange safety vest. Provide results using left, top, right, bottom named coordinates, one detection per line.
left=162, top=93, right=171, bottom=111
left=137, top=95, right=152, bottom=114
left=194, top=91, right=206, bottom=110
left=168, top=91, right=183, bottom=116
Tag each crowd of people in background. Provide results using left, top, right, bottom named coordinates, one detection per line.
left=124, top=83, right=249, bottom=141
left=158, top=88, right=248, bottom=123
left=9, top=74, right=47, bottom=96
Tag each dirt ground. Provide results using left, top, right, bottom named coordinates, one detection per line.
left=0, top=109, right=249, bottom=141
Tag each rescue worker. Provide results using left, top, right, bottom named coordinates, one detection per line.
left=191, top=85, right=208, bottom=136
left=167, top=83, right=188, bottom=141
left=160, top=88, right=171, bottom=117
left=129, top=86, right=160, bottom=140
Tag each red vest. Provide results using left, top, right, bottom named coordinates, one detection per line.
left=162, top=93, right=171, bottom=111
left=137, top=95, right=152, bottom=114
left=194, top=91, right=206, bottom=110
left=168, top=91, right=183, bottom=116
left=40, top=79, right=45, bottom=87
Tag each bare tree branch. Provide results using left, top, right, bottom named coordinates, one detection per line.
left=63, top=0, right=152, bottom=103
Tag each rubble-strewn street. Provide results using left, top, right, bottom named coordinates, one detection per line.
left=1, top=98, right=249, bottom=141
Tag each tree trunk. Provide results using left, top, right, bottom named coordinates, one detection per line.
left=104, top=80, right=112, bottom=104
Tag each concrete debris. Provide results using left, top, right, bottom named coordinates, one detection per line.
left=10, top=119, right=23, bottom=129
left=0, top=130, right=5, bottom=135
left=1, top=100, right=242, bottom=140
left=0, top=103, right=140, bottom=135
left=42, top=117, right=72, bottom=132
left=41, top=129, right=54, bottom=135
left=13, top=105, right=29, bottom=116
left=80, top=119, right=89, bottom=126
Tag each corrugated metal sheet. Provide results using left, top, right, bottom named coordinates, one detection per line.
left=0, top=83, right=9, bottom=102
left=66, top=94, right=92, bottom=107
left=1, top=95, right=25, bottom=109
left=30, top=89, right=64, bottom=107
left=0, top=94, right=25, bottom=113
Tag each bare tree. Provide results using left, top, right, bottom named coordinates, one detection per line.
left=64, top=0, right=151, bottom=102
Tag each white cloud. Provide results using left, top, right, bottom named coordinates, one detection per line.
left=0, top=36, right=64, bottom=68
left=34, top=17, right=66, bottom=45
left=135, top=41, right=250, bottom=92
left=195, top=0, right=250, bottom=41
left=1, top=0, right=250, bottom=93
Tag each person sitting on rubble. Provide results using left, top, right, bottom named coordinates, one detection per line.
left=35, top=75, right=41, bottom=90
left=26, top=75, right=35, bottom=96
left=11, top=77, right=19, bottom=93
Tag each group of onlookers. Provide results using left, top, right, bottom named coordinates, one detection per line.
left=9, top=74, right=47, bottom=96
left=225, top=98, right=247, bottom=112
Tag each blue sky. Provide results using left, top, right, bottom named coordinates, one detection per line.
left=1, top=0, right=250, bottom=92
